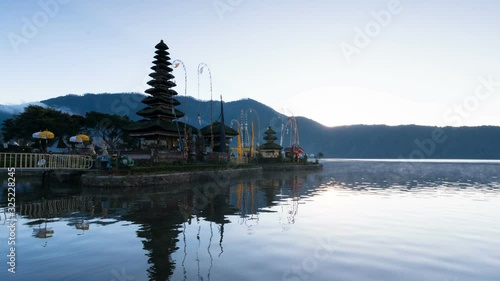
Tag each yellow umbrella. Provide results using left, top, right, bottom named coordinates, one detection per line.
left=32, top=222, right=54, bottom=239
left=76, top=134, right=90, bottom=142
left=69, top=136, right=82, bottom=143
left=38, top=130, right=55, bottom=139
left=32, top=130, right=54, bottom=153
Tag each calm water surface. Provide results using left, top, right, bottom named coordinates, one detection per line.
left=1, top=160, right=500, bottom=281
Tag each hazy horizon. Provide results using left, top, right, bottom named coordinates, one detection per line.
left=3, top=92, right=500, bottom=129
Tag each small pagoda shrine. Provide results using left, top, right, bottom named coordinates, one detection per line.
left=200, top=122, right=238, bottom=153
left=125, top=40, right=196, bottom=151
left=258, top=126, right=282, bottom=159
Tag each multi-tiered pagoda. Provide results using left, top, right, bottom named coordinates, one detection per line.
left=125, top=40, right=196, bottom=149
left=258, top=126, right=282, bottom=158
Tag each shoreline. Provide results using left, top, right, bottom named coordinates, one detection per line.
left=81, top=163, right=323, bottom=188
left=82, top=163, right=322, bottom=188
left=80, top=167, right=264, bottom=188
left=2, top=163, right=323, bottom=188
left=261, top=163, right=323, bottom=172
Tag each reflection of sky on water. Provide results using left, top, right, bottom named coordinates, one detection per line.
left=1, top=160, right=499, bottom=281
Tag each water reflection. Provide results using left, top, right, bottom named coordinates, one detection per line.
left=31, top=220, right=54, bottom=239
left=0, top=169, right=326, bottom=281
left=1, top=161, right=500, bottom=281
left=326, top=160, right=500, bottom=187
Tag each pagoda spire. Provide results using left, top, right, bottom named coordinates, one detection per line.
left=136, top=40, right=184, bottom=121
left=263, top=126, right=278, bottom=144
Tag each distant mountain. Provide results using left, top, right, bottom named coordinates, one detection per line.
left=0, top=112, right=11, bottom=126
left=0, top=102, right=47, bottom=128
left=2, top=93, right=500, bottom=159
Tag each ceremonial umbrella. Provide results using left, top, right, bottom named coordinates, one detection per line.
left=76, top=134, right=90, bottom=142
left=38, top=130, right=55, bottom=139
left=32, top=130, right=55, bottom=152
left=69, top=136, right=83, bottom=143
left=70, top=134, right=90, bottom=143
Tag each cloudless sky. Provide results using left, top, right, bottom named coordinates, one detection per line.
left=1, top=0, right=500, bottom=127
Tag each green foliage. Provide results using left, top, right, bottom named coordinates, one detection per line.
left=1, top=105, right=136, bottom=150
left=1, top=105, right=84, bottom=144
left=83, top=111, right=135, bottom=150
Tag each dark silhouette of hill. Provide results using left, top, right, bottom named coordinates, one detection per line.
left=2, top=93, right=500, bottom=159
left=0, top=112, right=10, bottom=126
left=326, top=124, right=500, bottom=159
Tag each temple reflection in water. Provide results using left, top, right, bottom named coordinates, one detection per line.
left=3, top=170, right=326, bottom=281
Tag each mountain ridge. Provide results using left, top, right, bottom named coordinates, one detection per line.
left=2, top=93, right=500, bottom=159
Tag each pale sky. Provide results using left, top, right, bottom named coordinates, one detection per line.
left=1, top=0, right=500, bottom=127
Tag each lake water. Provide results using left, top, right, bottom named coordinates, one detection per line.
left=1, top=160, right=500, bottom=281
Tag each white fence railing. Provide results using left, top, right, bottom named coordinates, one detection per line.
left=0, top=153, right=94, bottom=170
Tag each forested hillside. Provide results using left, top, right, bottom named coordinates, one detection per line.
left=1, top=93, right=499, bottom=159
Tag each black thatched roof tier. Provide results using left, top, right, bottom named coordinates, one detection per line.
left=263, top=126, right=279, bottom=143
left=259, top=126, right=282, bottom=152
left=145, top=85, right=177, bottom=95
left=200, top=122, right=239, bottom=136
left=264, top=127, right=276, bottom=134
left=264, top=135, right=278, bottom=142
left=124, top=119, right=197, bottom=136
left=154, top=47, right=168, bottom=53
left=259, top=142, right=282, bottom=150
left=153, top=54, right=171, bottom=60
left=149, top=71, right=175, bottom=80
left=154, top=50, right=169, bottom=57
left=155, top=40, right=168, bottom=50
left=152, top=58, right=172, bottom=65
left=150, top=64, right=173, bottom=72
left=136, top=106, right=185, bottom=119
left=142, top=96, right=181, bottom=106
left=147, top=78, right=176, bottom=88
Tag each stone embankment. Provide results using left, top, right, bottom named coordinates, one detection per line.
left=261, top=163, right=323, bottom=172
left=80, top=167, right=263, bottom=188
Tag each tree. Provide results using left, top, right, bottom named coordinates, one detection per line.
left=314, top=152, right=324, bottom=163
left=1, top=105, right=83, bottom=144
left=83, top=112, right=135, bottom=151
left=0, top=106, right=137, bottom=151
